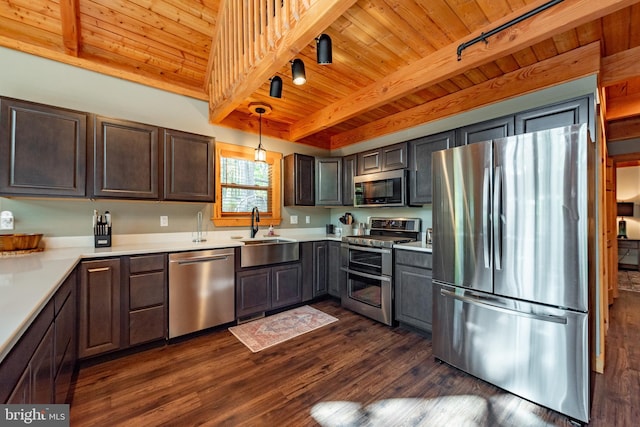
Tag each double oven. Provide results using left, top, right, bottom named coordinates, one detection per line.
left=340, top=217, right=421, bottom=325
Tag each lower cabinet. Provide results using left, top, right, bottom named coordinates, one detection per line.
left=236, top=263, right=302, bottom=318
left=394, top=249, right=433, bottom=332
left=328, top=241, right=342, bottom=298
left=301, top=241, right=342, bottom=300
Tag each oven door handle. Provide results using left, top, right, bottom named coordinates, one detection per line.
left=341, top=244, right=392, bottom=255
left=341, top=267, right=392, bottom=282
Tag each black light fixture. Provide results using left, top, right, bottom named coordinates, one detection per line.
left=617, top=202, right=634, bottom=239
left=291, top=59, right=306, bottom=85
left=269, top=76, right=282, bottom=98
left=316, top=34, right=332, bottom=64
left=254, top=107, right=266, bottom=162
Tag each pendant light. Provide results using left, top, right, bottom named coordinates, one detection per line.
left=269, top=76, right=282, bottom=98
left=249, top=103, right=272, bottom=163
left=290, top=59, right=306, bottom=85
left=316, top=34, right=332, bottom=64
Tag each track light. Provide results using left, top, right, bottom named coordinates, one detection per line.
left=316, top=34, right=332, bottom=65
left=269, top=76, right=282, bottom=98
left=291, top=59, right=306, bottom=85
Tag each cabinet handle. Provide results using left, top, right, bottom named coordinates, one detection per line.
left=88, top=267, right=110, bottom=273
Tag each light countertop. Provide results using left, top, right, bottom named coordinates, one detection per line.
left=394, top=241, right=433, bottom=253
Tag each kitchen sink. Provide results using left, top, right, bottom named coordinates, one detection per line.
left=240, top=239, right=299, bottom=267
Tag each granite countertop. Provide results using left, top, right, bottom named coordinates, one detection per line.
left=394, top=240, right=432, bottom=253
left=0, top=229, right=341, bottom=364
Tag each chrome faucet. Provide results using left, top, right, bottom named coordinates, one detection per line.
left=250, top=207, right=260, bottom=238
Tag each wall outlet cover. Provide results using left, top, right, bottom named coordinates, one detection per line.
left=305, top=216, right=310, bottom=224
left=290, top=215, right=298, bottom=224
left=160, top=216, right=169, bottom=227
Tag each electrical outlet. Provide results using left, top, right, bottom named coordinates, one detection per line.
left=0, top=211, right=14, bottom=230
left=305, top=216, right=310, bottom=224
left=290, top=215, right=298, bottom=225
left=160, top=216, right=169, bottom=227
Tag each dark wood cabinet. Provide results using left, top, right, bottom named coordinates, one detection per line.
left=53, top=270, right=76, bottom=404
left=357, top=142, right=408, bottom=175
left=315, top=157, right=342, bottom=206
left=162, top=129, right=214, bottom=202
left=124, top=254, right=167, bottom=346
left=342, top=154, right=357, bottom=206
left=236, top=267, right=272, bottom=318
left=271, top=264, right=302, bottom=309
left=408, top=131, right=454, bottom=205
left=394, top=250, right=433, bottom=332
left=456, top=116, right=514, bottom=146
left=312, top=241, right=328, bottom=297
left=93, top=116, right=159, bottom=199
left=515, top=95, right=592, bottom=135
left=284, top=153, right=315, bottom=206
left=78, top=258, right=122, bottom=359
left=327, top=241, right=342, bottom=297
left=0, top=97, right=87, bottom=197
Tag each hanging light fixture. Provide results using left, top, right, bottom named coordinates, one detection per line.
left=249, top=103, right=272, bottom=162
left=316, top=34, right=332, bottom=64
left=290, top=59, right=306, bottom=85
left=269, top=76, right=282, bottom=98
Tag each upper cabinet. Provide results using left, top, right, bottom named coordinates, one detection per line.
left=515, top=95, right=592, bottom=136
left=162, top=129, right=214, bottom=202
left=408, top=131, right=454, bottom=205
left=342, top=154, right=357, bottom=206
left=357, top=142, right=408, bottom=175
left=315, top=157, right=342, bottom=206
left=284, top=153, right=315, bottom=206
left=93, top=116, right=159, bottom=200
left=0, top=97, right=87, bottom=197
left=456, top=116, right=515, bottom=146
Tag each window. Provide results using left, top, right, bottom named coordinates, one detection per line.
left=213, top=142, right=282, bottom=226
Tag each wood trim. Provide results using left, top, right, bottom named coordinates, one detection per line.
left=331, top=42, right=601, bottom=149
left=606, top=92, right=640, bottom=121
left=601, top=45, right=640, bottom=87
left=607, top=116, right=640, bottom=141
left=212, top=141, right=282, bottom=227
left=59, top=0, right=80, bottom=56
left=290, top=0, right=635, bottom=141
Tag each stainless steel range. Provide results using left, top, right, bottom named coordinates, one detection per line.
left=340, top=217, right=421, bottom=325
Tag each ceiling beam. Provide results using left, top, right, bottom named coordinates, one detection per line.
left=207, top=0, right=357, bottom=124
left=606, top=92, right=640, bottom=120
left=290, top=0, right=638, bottom=141
left=608, top=116, right=640, bottom=141
left=59, top=0, right=80, bottom=56
left=331, top=42, right=601, bottom=148
left=601, top=45, right=640, bottom=87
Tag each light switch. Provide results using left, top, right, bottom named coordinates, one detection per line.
left=305, top=216, right=310, bottom=224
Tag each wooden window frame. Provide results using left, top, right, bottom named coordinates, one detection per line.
left=213, top=141, right=282, bottom=227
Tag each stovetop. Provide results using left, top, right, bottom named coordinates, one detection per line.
left=341, top=217, right=421, bottom=248
left=342, top=234, right=417, bottom=248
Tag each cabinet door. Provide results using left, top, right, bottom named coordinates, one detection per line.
left=394, top=263, right=433, bottom=332
left=315, top=157, right=342, bottom=206
left=93, top=116, right=159, bottom=199
left=342, top=154, right=357, bottom=206
left=7, top=367, right=30, bottom=404
left=408, top=131, right=454, bottom=205
left=515, top=96, right=591, bottom=135
left=0, top=97, right=87, bottom=197
left=236, top=268, right=271, bottom=317
left=455, top=116, right=514, bottom=146
left=327, top=241, right=342, bottom=297
left=381, top=142, right=408, bottom=171
left=284, top=153, right=315, bottom=206
left=163, top=129, right=214, bottom=202
left=271, top=264, right=302, bottom=309
left=313, top=242, right=328, bottom=297
left=54, top=272, right=76, bottom=404
left=300, top=242, right=314, bottom=302
left=79, top=259, right=121, bottom=358
left=30, top=324, right=54, bottom=404
left=357, top=149, right=382, bottom=175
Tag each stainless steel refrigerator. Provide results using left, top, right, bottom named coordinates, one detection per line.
left=431, top=124, right=595, bottom=424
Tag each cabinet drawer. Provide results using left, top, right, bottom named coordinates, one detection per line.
left=130, top=272, right=165, bottom=309
left=618, top=240, right=639, bottom=249
left=129, top=306, right=166, bottom=345
left=130, top=254, right=165, bottom=273
left=395, top=250, right=432, bottom=269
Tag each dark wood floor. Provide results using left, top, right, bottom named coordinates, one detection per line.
left=70, top=293, right=640, bottom=426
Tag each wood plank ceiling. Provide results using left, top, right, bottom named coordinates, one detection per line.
left=1, top=0, right=640, bottom=151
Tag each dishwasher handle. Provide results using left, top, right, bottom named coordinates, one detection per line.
left=171, top=254, right=232, bottom=265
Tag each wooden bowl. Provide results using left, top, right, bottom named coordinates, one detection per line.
left=0, top=233, right=43, bottom=251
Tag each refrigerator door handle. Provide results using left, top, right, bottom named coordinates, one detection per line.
left=440, top=288, right=568, bottom=325
left=493, top=165, right=503, bottom=271
left=482, top=167, right=491, bottom=268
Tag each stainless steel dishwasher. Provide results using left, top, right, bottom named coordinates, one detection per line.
left=168, top=248, right=235, bottom=338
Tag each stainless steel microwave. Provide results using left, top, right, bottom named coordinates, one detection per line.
left=353, top=169, right=406, bottom=207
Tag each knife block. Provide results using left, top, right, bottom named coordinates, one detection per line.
left=94, top=228, right=111, bottom=248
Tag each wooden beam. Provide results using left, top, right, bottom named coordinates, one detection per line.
left=59, top=0, right=80, bottom=56
left=208, top=0, right=357, bottom=124
left=601, top=45, right=640, bottom=87
left=290, top=0, right=637, bottom=141
left=607, top=116, right=640, bottom=141
left=331, top=42, right=601, bottom=148
left=606, top=92, right=640, bottom=120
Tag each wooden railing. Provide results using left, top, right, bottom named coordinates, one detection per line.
left=209, top=0, right=315, bottom=120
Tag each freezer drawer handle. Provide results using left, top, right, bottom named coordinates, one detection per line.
left=174, top=255, right=231, bottom=265
left=440, top=289, right=567, bottom=324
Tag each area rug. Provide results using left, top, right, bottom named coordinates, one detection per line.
left=229, top=305, right=338, bottom=353
left=618, top=270, right=640, bottom=292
